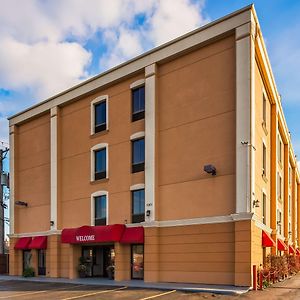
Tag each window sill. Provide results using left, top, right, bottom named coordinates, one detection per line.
left=262, top=122, right=268, bottom=135
left=262, top=173, right=268, bottom=183
left=90, top=129, right=109, bottom=139
left=90, top=178, right=109, bottom=185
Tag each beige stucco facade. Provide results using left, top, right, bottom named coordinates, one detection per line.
left=8, top=5, right=300, bottom=287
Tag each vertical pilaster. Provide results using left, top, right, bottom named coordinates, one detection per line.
left=270, top=104, right=278, bottom=253
left=292, top=169, right=296, bottom=245
left=145, top=64, right=157, bottom=222
left=47, top=234, right=60, bottom=277
left=9, top=125, right=16, bottom=234
left=50, top=107, right=59, bottom=230
left=235, top=21, right=255, bottom=214
left=283, top=144, right=289, bottom=242
left=69, top=244, right=81, bottom=279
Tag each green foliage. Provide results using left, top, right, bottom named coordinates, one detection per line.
left=23, top=267, right=35, bottom=277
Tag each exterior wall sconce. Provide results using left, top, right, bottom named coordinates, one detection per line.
left=204, top=164, right=216, bottom=176
left=146, top=210, right=151, bottom=217
left=15, top=200, right=28, bottom=207
left=50, top=221, right=55, bottom=226
left=253, top=200, right=260, bottom=208
left=288, top=231, right=292, bottom=237
left=277, top=221, right=281, bottom=225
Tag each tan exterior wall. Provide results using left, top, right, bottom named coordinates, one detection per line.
left=15, top=113, right=51, bottom=233
left=157, top=35, right=236, bottom=221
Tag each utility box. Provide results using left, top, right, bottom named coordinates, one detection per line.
left=0, top=173, right=9, bottom=187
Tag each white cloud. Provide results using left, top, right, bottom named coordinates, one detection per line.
left=0, top=117, right=8, bottom=145
left=0, top=37, right=91, bottom=99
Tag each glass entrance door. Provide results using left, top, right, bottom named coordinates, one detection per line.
left=38, top=250, right=46, bottom=275
left=131, top=245, right=144, bottom=279
left=23, top=250, right=31, bottom=272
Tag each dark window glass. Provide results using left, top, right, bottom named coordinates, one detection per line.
left=132, top=138, right=145, bottom=173
left=95, top=195, right=106, bottom=225
left=132, top=189, right=145, bottom=223
left=94, top=101, right=106, bottom=133
left=132, top=86, right=145, bottom=122
left=95, top=148, right=106, bottom=180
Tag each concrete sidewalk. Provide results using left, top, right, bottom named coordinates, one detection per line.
left=0, top=275, right=250, bottom=295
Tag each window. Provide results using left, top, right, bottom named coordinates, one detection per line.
left=95, top=195, right=107, bottom=225
left=277, top=173, right=282, bottom=199
left=95, top=148, right=106, bottom=180
left=131, top=245, right=144, bottom=279
left=132, top=86, right=145, bottom=122
left=94, top=100, right=107, bottom=133
left=91, top=95, right=108, bottom=135
left=262, top=143, right=267, bottom=176
left=277, top=209, right=282, bottom=235
left=289, top=195, right=291, bottom=216
left=289, top=166, right=292, bottom=186
left=278, top=135, right=282, bottom=163
left=263, top=94, right=267, bottom=125
left=132, top=189, right=145, bottom=223
left=262, top=193, right=266, bottom=225
left=132, top=138, right=145, bottom=173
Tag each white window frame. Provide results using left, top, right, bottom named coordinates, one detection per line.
left=262, top=141, right=267, bottom=176
left=91, top=190, right=108, bottom=226
left=91, top=143, right=108, bottom=181
left=130, top=183, right=145, bottom=224
left=91, top=95, right=109, bottom=135
left=130, top=79, right=145, bottom=90
left=130, top=131, right=145, bottom=141
left=262, top=191, right=267, bottom=225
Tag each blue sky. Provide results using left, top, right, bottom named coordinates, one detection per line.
left=0, top=0, right=300, bottom=234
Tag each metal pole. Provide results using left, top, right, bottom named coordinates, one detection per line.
left=0, top=149, right=4, bottom=254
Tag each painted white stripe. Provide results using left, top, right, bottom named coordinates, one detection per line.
left=139, top=290, right=176, bottom=300
left=61, top=286, right=127, bottom=300
left=0, top=284, right=83, bottom=299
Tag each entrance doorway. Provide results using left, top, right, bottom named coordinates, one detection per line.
left=38, top=250, right=46, bottom=275
left=131, top=244, right=144, bottom=279
left=23, top=250, right=31, bottom=272
left=82, top=245, right=115, bottom=277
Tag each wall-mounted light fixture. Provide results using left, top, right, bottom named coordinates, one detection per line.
left=277, top=220, right=281, bottom=225
left=204, top=164, right=216, bottom=176
left=252, top=199, right=260, bottom=208
left=146, top=210, right=151, bottom=217
left=50, top=221, right=55, bottom=227
left=15, top=200, right=28, bottom=207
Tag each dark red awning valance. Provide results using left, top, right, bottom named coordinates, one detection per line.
left=289, top=245, right=296, bottom=255
left=277, top=239, right=287, bottom=251
left=296, top=248, right=300, bottom=256
left=120, top=227, right=144, bottom=244
left=262, top=231, right=275, bottom=247
left=14, top=237, right=32, bottom=250
left=61, top=224, right=126, bottom=244
left=29, top=236, right=47, bottom=249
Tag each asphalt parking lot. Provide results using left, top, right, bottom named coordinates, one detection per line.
left=0, top=280, right=234, bottom=300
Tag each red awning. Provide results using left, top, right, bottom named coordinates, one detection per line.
left=120, top=227, right=144, bottom=244
left=29, top=236, right=47, bottom=249
left=296, top=249, right=300, bottom=256
left=14, top=237, right=32, bottom=250
left=277, top=239, right=288, bottom=251
left=61, top=224, right=125, bottom=244
left=262, top=230, right=276, bottom=247
left=289, top=245, right=296, bottom=255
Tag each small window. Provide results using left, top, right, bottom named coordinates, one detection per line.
left=277, top=173, right=282, bottom=199
left=289, top=166, right=292, bottom=186
left=132, top=86, right=145, bottom=122
left=132, top=189, right=145, bottom=223
left=95, top=148, right=106, bottom=180
left=278, top=135, right=282, bottom=163
left=132, top=138, right=145, bottom=173
left=262, top=193, right=266, bottom=225
left=262, top=143, right=267, bottom=176
left=289, top=195, right=291, bottom=216
left=277, top=209, right=282, bottom=235
left=95, top=195, right=106, bottom=225
left=94, top=101, right=107, bottom=133
left=262, top=94, right=267, bottom=125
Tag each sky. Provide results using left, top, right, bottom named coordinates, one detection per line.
left=0, top=1, right=300, bottom=231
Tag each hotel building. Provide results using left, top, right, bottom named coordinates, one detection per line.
left=8, top=5, right=300, bottom=287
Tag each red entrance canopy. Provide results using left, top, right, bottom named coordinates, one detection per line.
left=14, top=237, right=32, bottom=250
left=277, top=239, right=288, bottom=251
left=289, top=245, right=296, bottom=255
left=61, top=224, right=126, bottom=244
left=120, top=227, right=144, bottom=244
left=262, top=230, right=275, bottom=247
left=29, top=236, right=47, bottom=249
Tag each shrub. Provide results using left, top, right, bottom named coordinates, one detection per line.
left=23, top=267, right=35, bottom=277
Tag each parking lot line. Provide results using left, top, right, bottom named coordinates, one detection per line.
left=0, top=284, right=84, bottom=299
left=139, top=290, right=177, bottom=300
left=60, top=286, right=128, bottom=300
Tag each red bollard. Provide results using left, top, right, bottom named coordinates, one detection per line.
left=253, top=265, right=257, bottom=291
